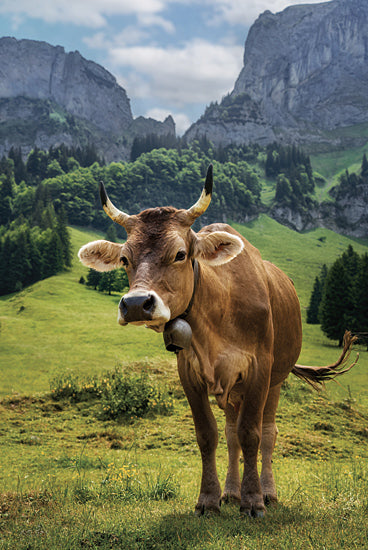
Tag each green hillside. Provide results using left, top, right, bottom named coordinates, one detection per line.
left=1, top=219, right=367, bottom=403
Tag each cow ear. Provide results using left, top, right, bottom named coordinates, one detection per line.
left=193, top=231, right=244, bottom=266
left=78, top=240, right=124, bottom=272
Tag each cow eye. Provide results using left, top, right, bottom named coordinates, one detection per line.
left=174, top=250, right=186, bottom=262
left=120, top=255, right=129, bottom=267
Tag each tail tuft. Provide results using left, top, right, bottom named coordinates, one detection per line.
left=292, top=331, right=359, bottom=391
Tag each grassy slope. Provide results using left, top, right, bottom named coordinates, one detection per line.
left=0, top=227, right=168, bottom=396
left=311, top=141, right=368, bottom=200
left=1, top=220, right=367, bottom=401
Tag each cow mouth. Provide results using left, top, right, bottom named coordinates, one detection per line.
left=117, top=316, right=167, bottom=333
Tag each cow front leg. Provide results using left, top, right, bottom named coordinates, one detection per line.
left=222, top=403, right=241, bottom=504
left=178, top=357, right=221, bottom=515
left=237, top=373, right=270, bottom=518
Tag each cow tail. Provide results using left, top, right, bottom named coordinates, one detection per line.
left=291, top=331, right=359, bottom=391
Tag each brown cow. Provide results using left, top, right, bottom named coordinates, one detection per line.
left=78, top=165, right=358, bottom=517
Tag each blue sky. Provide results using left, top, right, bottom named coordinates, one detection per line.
left=0, top=0, right=328, bottom=134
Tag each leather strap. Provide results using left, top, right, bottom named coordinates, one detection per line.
left=180, top=259, right=199, bottom=319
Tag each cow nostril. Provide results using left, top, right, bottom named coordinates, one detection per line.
left=120, top=297, right=128, bottom=316
left=143, top=294, right=155, bottom=313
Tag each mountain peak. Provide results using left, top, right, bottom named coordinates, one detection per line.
left=186, top=0, right=368, bottom=150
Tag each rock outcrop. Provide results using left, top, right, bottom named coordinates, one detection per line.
left=0, top=37, right=175, bottom=161
left=186, top=0, right=368, bottom=151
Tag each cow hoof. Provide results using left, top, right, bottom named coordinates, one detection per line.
left=240, top=506, right=266, bottom=519
left=195, top=504, right=205, bottom=517
left=195, top=502, right=221, bottom=517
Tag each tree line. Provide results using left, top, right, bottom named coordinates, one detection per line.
left=0, top=145, right=101, bottom=295
left=38, top=145, right=263, bottom=233
left=266, top=144, right=317, bottom=212
left=307, top=245, right=368, bottom=346
left=81, top=267, right=129, bottom=296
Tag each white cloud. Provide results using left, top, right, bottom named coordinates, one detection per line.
left=83, top=27, right=150, bottom=50
left=137, top=13, right=175, bottom=33
left=145, top=107, right=191, bottom=134
left=110, top=39, right=243, bottom=106
left=0, top=0, right=168, bottom=28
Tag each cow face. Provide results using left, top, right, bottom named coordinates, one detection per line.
left=78, top=166, right=243, bottom=332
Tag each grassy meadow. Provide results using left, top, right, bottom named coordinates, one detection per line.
left=0, top=219, right=368, bottom=549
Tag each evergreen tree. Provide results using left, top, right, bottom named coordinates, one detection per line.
left=341, top=245, right=360, bottom=280
left=0, top=235, right=12, bottom=294
left=56, top=207, right=72, bottom=267
left=319, top=264, right=328, bottom=295
left=361, top=153, right=368, bottom=178
left=275, top=174, right=292, bottom=204
left=98, top=271, right=118, bottom=295
left=40, top=229, right=64, bottom=279
left=86, top=268, right=102, bottom=290
left=319, top=258, right=352, bottom=346
left=8, top=147, right=27, bottom=184
left=352, top=253, right=368, bottom=333
left=0, top=164, right=15, bottom=225
left=306, top=276, right=322, bottom=324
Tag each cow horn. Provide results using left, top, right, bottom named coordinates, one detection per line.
left=99, top=181, right=131, bottom=228
left=186, top=164, right=213, bottom=222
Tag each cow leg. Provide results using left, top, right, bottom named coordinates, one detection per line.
left=222, top=403, right=241, bottom=503
left=178, top=357, right=222, bottom=515
left=237, top=366, right=270, bottom=518
left=260, top=382, right=282, bottom=506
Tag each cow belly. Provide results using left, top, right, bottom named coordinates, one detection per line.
left=264, top=262, right=302, bottom=387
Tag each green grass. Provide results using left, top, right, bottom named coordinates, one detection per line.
left=0, top=378, right=367, bottom=549
left=311, top=140, right=368, bottom=195
left=1, top=221, right=367, bottom=398
left=0, top=219, right=368, bottom=549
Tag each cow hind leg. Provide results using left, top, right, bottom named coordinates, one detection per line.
left=260, top=382, right=282, bottom=506
left=237, top=366, right=271, bottom=518
left=222, top=403, right=241, bottom=504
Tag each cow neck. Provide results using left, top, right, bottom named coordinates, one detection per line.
left=180, top=259, right=199, bottom=319
left=163, top=259, right=199, bottom=354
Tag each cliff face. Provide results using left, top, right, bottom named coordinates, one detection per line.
left=0, top=37, right=175, bottom=161
left=186, top=0, right=368, bottom=149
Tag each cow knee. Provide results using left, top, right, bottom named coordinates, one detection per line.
left=237, top=425, right=261, bottom=456
left=196, top=425, right=218, bottom=455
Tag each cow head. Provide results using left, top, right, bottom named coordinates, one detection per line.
left=78, top=166, right=244, bottom=334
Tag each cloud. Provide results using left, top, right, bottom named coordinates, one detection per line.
left=145, top=107, right=191, bottom=135
left=0, top=0, right=168, bottom=28
left=110, top=39, right=243, bottom=106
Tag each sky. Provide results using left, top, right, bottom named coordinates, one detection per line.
left=0, top=0, right=329, bottom=135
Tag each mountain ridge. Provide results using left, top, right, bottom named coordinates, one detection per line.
left=0, top=37, right=175, bottom=162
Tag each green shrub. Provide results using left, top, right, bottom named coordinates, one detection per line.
left=50, top=372, right=102, bottom=402
left=100, top=368, right=174, bottom=420
left=50, top=367, right=174, bottom=419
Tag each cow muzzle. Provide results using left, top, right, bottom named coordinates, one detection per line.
left=118, top=290, right=170, bottom=329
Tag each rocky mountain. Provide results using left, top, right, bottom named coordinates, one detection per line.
left=185, top=0, right=368, bottom=151
left=0, top=37, right=175, bottom=162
